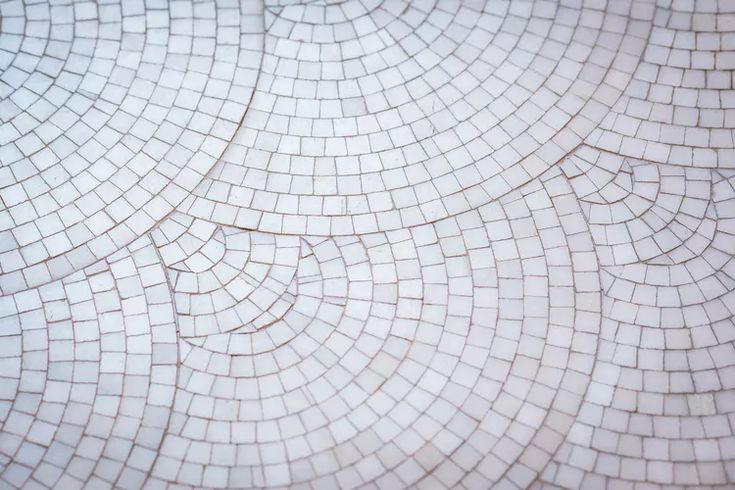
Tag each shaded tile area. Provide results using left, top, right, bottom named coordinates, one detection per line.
left=0, top=0, right=734, bottom=488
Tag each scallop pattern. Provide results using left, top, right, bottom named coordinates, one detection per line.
left=1, top=0, right=734, bottom=489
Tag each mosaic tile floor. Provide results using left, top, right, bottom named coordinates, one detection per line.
left=1, top=0, right=734, bottom=488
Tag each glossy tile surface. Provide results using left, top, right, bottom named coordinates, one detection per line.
left=0, top=0, right=734, bottom=488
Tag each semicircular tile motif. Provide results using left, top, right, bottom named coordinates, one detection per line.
left=141, top=169, right=601, bottom=488
left=179, top=0, right=654, bottom=236
left=1, top=0, right=734, bottom=489
left=0, top=0, right=264, bottom=294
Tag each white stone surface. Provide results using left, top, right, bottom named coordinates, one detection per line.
left=0, top=0, right=734, bottom=488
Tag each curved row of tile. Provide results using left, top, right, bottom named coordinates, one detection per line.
left=588, top=1, right=735, bottom=168
left=180, top=0, right=655, bottom=236
left=0, top=0, right=264, bottom=294
left=1, top=0, right=734, bottom=489
left=2, top=165, right=602, bottom=488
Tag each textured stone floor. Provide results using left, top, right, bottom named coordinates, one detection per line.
left=0, top=0, right=734, bottom=488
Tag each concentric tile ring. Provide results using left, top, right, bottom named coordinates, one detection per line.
left=0, top=0, right=264, bottom=295
left=180, top=0, right=655, bottom=237
left=1, top=0, right=735, bottom=488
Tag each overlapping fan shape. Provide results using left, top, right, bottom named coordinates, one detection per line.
left=0, top=0, right=263, bottom=294
left=181, top=0, right=653, bottom=236
left=562, top=146, right=717, bottom=266
left=152, top=212, right=301, bottom=338
left=144, top=168, right=601, bottom=488
left=544, top=146, right=735, bottom=487
left=1, top=0, right=734, bottom=488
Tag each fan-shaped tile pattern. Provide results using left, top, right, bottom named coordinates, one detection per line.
left=1, top=0, right=735, bottom=489
left=145, top=168, right=601, bottom=488
left=180, top=0, right=654, bottom=236
left=0, top=0, right=264, bottom=295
